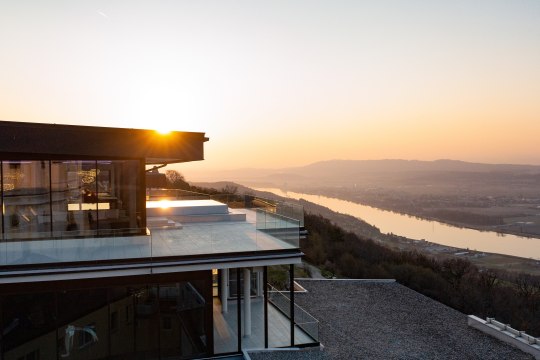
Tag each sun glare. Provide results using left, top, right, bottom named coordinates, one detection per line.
left=155, top=127, right=172, bottom=135
left=158, top=200, right=171, bottom=209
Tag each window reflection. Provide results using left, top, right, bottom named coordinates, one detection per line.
left=1, top=292, right=57, bottom=359
left=1, top=274, right=213, bottom=359
left=1, top=159, right=142, bottom=241
left=56, top=288, right=109, bottom=359
left=159, top=282, right=208, bottom=358
left=2, top=161, right=51, bottom=240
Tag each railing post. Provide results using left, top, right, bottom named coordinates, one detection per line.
left=221, top=268, right=228, bottom=313
left=290, top=264, right=295, bottom=346
left=243, top=268, right=252, bottom=337
left=264, top=266, right=268, bottom=348
left=237, top=269, right=242, bottom=351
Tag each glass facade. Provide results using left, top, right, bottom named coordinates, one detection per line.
left=1, top=159, right=142, bottom=241
left=0, top=272, right=212, bottom=360
left=213, top=266, right=308, bottom=355
left=2, top=161, right=51, bottom=240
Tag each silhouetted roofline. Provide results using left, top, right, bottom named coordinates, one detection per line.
left=0, top=120, right=208, bottom=164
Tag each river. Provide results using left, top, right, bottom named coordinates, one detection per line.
left=255, top=188, right=540, bottom=260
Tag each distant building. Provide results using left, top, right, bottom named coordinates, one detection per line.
left=0, top=121, right=316, bottom=359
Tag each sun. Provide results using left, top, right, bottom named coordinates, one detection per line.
left=155, top=127, right=172, bottom=135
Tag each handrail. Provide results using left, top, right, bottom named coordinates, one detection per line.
left=1, top=227, right=148, bottom=242
left=267, top=284, right=319, bottom=342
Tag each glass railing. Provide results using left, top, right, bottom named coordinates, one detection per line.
left=0, top=210, right=300, bottom=269
left=255, top=210, right=300, bottom=247
left=294, top=301, right=320, bottom=344
left=0, top=228, right=151, bottom=267
left=150, top=220, right=296, bottom=258
left=147, top=188, right=209, bottom=201
left=267, top=284, right=319, bottom=344
left=0, top=191, right=303, bottom=270
left=146, top=189, right=304, bottom=227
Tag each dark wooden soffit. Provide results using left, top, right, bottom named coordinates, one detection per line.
left=0, top=120, right=208, bottom=164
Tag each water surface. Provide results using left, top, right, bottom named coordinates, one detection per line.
left=256, top=188, right=540, bottom=260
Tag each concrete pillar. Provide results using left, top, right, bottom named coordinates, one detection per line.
left=221, top=268, right=228, bottom=313
left=243, top=268, right=251, bottom=336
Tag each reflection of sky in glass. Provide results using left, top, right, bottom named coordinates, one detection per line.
left=258, top=188, right=540, bottom=260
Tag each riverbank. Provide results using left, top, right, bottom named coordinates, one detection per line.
left=193, top=182, right=540, bottom=275
left=293, top=197, right=540, bottom=276
left=284, top=187, right=540, bottom=240
left=253, top=187, right=540, bottom=260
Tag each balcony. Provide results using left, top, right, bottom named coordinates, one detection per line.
left=213, top=288, right=319, bottom=352
left=0, top=191, right=303, bottom=270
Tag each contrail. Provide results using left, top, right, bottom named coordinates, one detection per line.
left=97, top=10, right=109, bottom=19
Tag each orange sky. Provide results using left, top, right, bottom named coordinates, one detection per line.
left=1, top=1, right=539, bottom=176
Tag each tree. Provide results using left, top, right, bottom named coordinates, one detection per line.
left=165, top=170, right=190, bottom=190
left=221, top=184, right=238, bottom=195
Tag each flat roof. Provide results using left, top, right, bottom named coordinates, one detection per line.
left=288, top=280, right=533, bottom=360
left=0, top=120, right=208, bottom=164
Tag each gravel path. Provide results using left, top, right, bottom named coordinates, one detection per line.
left=251, top=279, right=533, bottom=360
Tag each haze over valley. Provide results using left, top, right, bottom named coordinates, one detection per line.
left=193, top=159, right=540, bottom=238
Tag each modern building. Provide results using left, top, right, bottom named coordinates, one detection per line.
left=0, top=120, right=318, bottom=360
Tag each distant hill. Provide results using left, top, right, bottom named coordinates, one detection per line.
left=211, top=159, right=540, bottom=188
left=289, top=159, right=540, bottom=175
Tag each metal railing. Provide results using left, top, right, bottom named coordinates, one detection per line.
left=267, top=284, right=319, bottom=343
left=485, top=318, right=540, bottom=346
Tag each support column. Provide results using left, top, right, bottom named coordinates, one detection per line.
left=290, top=264, right=295, bottom=346
left=243, top=268, right=251, bottom=337
left=257, top=270, right=263, bottom=297
left=236, top=270, right=241, bottom=351
left=221, top=268, right=228, bottom=313
left=264, top=266, right=268, bottom=348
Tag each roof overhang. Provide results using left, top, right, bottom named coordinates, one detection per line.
left=0, top=250, right=303, bottom=287
left=0, top=120, right=208, bottom=165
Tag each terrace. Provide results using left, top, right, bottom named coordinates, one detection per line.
left=0, top=191, right=304, bottom=270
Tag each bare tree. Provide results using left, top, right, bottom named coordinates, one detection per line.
left=165, top=170, right=190, bottom=190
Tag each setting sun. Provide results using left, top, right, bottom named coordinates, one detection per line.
left=155, top=128, right=172, bottom=135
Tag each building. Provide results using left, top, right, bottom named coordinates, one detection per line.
left=0, top=121, right=318, bottom=359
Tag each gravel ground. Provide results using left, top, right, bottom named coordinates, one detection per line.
left=248, top=349, right=329, bottom=360
left=250, top=279, right=534, bottom=360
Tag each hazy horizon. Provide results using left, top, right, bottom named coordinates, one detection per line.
left=174, top=157, right=540, bottom=183
left=1, top=1, right=539, bottom=171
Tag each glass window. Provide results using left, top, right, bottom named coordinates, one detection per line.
left=240, top=268, right=265, bottom=350
left=56, top=288, right=109, bottom=359
left=1, top=274, right=214, bottom=359
left=1, top=292, right=57, bottom=359
left=268, top=265, right=292, bottom=348
left=97, top=160, right=140, bottom=235
left=108, top=286, right=138, bottom=359
left=50, top=160, right=99, bottom=237
left=51, top=160, right=73, bottom=237
left=214, top=268, right=239, bottom=354
left=134, top=285, right=160, bottom=358
left=159, top=281, right=208, bottom=359
left=2, top=161, right=51, bottom=241
left=2, top=159, right=142, bottom=242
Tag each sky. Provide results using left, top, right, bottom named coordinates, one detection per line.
left=1, top=1, right=539, bottom=178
